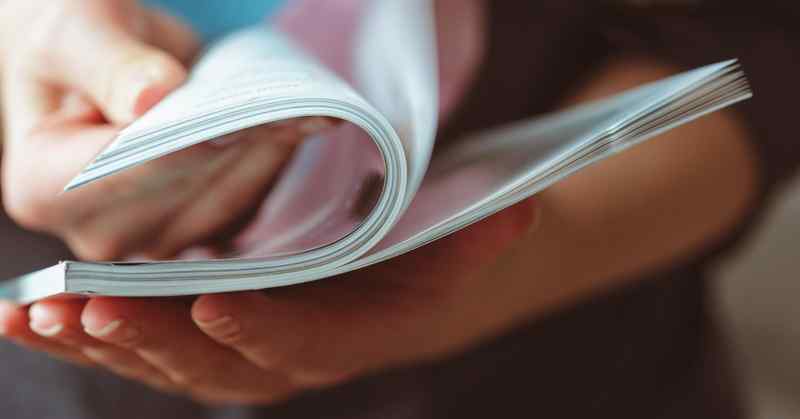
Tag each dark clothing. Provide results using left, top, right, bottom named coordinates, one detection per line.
left=2, top=1, right=799, bottom=418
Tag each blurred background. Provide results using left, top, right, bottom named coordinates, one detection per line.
left=717, top=176, right=800, bottom=418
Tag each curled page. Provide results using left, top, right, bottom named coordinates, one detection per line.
left=0, top=0, right=751, bottom=303
left=354, top=0, right=440, bottom=203
left=38, top=0, right=441, bottom=292
left=60, top=27, right=422, bottom=271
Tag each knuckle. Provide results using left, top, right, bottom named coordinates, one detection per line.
left=21, top=2, right=74, bottom=66
left=67, top=233, right=125, bottom=261
left=2, top=177, right=51, bottom=231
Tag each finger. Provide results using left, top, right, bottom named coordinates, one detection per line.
left=2, top=3, right=200, bottom=202
left=192, top=291, right=352, bottom=388
left=192, top=198, right=540, bottom=383
left=1, top=120, right=120, bottom=231
left=398, top=197, right=540, bottom=280
left=59, top=141, right=245, bottom=260
left=3, top=110, right=221, bottom=242
left=27, top=298, right=177, bottom=391
left=142, top=117, right=337, bottom=259
left=81, top=297, right=293, bottom=401
left=0, top=64, right=62, bottom=151
left=28, top=298, right=92, bottom=345
left=146, top=124, right=307, bottom=258
left=0, top=300, right=93, bottom=366
left=142, top=8, right=200, bottom=67
left=27, top=0, right=189, bottom=124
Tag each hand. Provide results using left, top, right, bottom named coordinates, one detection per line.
left=0, top=0, right=327, bottom=260
left=0, top=199, right=538, bottom=405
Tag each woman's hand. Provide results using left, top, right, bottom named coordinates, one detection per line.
left=0, top=53, right=763, bottom=408
left=0, top=199, right=539, bottom=405
left=0, top=0, right=325, bottom=260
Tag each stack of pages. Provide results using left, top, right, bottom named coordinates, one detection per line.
left=0, top=0, right=751, bottom=303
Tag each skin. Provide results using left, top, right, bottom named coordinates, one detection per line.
left=0, top=0, right=332, bottom=260
left=0, top=0, right=759, bottom=407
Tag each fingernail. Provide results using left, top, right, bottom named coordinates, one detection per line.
left=85, top=319, right=122, bottom=337
left=84, top=319, right=138, bottom=342
left=196, top=316, right=240, bottom=339
left=28, top=304, right=64, bottom=337
left=30, top=322, right=64, bottom=337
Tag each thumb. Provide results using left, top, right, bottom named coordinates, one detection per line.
left=31, top=2, right=197, bottom=124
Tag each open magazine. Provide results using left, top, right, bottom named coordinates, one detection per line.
left=0, top=0, right=751, bottom=303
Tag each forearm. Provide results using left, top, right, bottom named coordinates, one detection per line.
left=437, top=57, right=760, bottom=350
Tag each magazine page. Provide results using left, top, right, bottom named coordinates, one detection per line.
left=354, top=0, right=439, bottom=205
left=63, top=25, right=414, bottom=267
left=235, top=0, right=442, bottom=256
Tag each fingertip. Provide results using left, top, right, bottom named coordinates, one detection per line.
left=28, top=299, right=87, bottom=338
left=191, top=293, right=244, bottom=324
left=0, top=300, right=97, bottom=364
left=81, top=299, right=141, bottom=346
left=80, top=297, right=126, bottom=333
left=0, top=300, right=19, bottom=313
left=130, top=54, right=187, bottom=117
left=28, top=302, right=63, bottom=337
left=132, top=84, right=172, bottom=116
left=0, top=301, right=21, bottom=336
left=0, top=301, right=32, bottom=339
left=110, top=51, right=187, bottom=123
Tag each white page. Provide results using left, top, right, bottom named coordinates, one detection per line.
left=113, top=28, right=367, bottom=141
left=344, top=61, right=752, bottom=269
left=64, top=26, right=414, bottom=269
left=65, top=28, right=403, bottom=193
left=62, top=0, right=442, bottom=265
left=354, top=0, right=440, bottom=206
